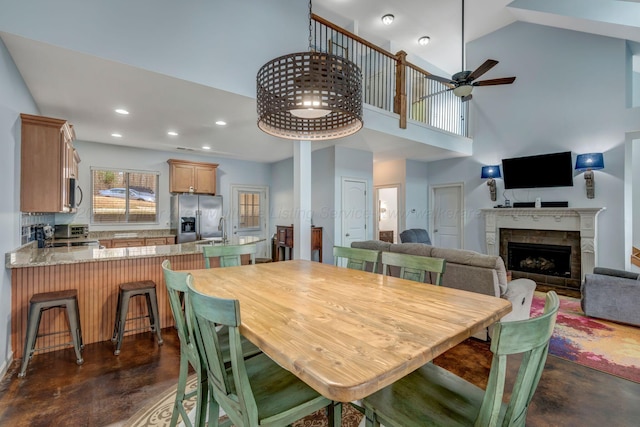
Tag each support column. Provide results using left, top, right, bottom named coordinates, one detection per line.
left=294, top=140, right=312, bottom=260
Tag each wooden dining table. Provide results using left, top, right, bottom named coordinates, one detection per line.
left=187, top=259, right=511, bottom=402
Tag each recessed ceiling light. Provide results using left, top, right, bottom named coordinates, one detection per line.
left=115, top=109, right=129, bottom=115
left=381, top=14, right=394, bottom=25
left=418, top=36, right=431, bottom=46
left=202, top=146, right=211, bottom=150
left=111, top=133, right=122, bottom=138
left=167, top=131, right=179, bottom=136
left=215, top=120, right=227, bottom=126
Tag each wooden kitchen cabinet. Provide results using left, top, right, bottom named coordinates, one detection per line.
left=20, top=113, right=80, bottom=213
left=167, top=159, right=218, bottom=194
left=102, top=237, right=175, bottom=248
left=111, top=238, right=146, bottom=248
left=144, top=236, right=175, bottom=246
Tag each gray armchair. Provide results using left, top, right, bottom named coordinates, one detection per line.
left=399, top=229, right=432, bottom=245
left=581, top=267, right=640, bottom=326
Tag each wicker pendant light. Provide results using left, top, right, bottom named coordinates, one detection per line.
left=256, top=1, right=363, bottom=140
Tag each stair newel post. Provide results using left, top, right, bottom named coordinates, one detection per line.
left=395, top=50, right=408, bottom=129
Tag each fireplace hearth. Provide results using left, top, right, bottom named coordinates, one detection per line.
left=508, top=242, right=571, bottom=277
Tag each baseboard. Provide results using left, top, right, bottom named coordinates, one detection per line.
left=0, top=351, right=14, bottom=381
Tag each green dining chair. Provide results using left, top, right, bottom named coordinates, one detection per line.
left=362, top=291, right=560, bottom=427
left=381, top=251, right=446, bottom=285
left=161, top=260, right=261, bottom=427
left=202, top=243, right=256, bottom=268
left=185, top=276, right=341, bottom=427
left=333, top=246, right=380, bottom=272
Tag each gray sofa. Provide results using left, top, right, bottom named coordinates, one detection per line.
left=581, top=267, right=640, bottom=326
left=351, top=240, right=537, bottom=338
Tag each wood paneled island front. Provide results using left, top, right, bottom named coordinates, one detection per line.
left=6, top=242, right=213, bottom=359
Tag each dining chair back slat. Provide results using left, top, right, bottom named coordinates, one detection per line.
left=161, top=260, right=207, bottom=427
left=202, top=244, right=257, bottom=268
left=381, top=251, right=446, bottom=285
left=162, top=259, right=261, bottom=427
left=362, top=291, right=560, bottom=427
left=186, top=276, right=340, bottom=427
left=333, top=246, right=380, bottom=272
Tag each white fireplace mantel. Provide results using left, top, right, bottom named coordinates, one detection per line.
left=481, top=207, right=606, bottom=281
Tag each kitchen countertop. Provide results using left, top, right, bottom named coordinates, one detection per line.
left=5, top=235, right=266, bottom=269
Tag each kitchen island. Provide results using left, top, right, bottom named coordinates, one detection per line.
left=6, top=237, right=262, bottom=359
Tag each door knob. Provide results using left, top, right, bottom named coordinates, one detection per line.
left=345, top=233, right=350, bottom=237
left=434, top=229, right=439, bottom=233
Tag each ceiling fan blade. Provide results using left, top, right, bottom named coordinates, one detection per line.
left=473, top=76, right=516, bottom=86
left=419, top=88, right=451, bottom=100
left=425, top=73, right=454, bottom=86
left=461, top=94, right=473, bottom=102
left=466, top=59, right=499, bottom=82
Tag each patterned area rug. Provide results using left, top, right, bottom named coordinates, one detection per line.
left=531, top=291, right=640, bottom=383
left=124, top=375, right=364, bottom=427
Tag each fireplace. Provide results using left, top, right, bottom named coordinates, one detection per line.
left=508, top=242, right=571, bottom=277
left=482, top=207, right=605, bottom=290
left=500, top=228, right=581, bottom=289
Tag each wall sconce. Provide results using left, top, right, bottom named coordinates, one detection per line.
left=575, top=153, right=604, bottom=199
left=481, top=165, right=501, bottom=201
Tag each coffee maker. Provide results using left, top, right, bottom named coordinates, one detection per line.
left=34, top=224, right=54, bottom=248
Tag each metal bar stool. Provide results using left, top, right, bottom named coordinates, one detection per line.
left=111, top=280, right=163, bottom=355
left=18, top=289, right=84, bottom=378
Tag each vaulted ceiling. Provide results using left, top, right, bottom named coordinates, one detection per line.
left=2, top=0, right=639, bottom=163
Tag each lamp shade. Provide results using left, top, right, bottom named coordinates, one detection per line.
left=575, top=153, right=604, bottom=171
left=257, top=52, right=363, bottom=140
left=481, top=165, right=501, bottom=179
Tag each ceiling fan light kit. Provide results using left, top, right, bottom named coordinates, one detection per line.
left=453, top=85, right=473, bottom=97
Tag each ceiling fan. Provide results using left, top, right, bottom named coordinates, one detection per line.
left=424, top=0, right=516, bottom=102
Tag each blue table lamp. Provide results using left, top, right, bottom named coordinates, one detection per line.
left=481, top=165, right=501, bottom=201
left=575, top=153, right=604, bottom=199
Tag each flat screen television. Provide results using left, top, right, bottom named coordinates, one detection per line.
left=502, top=151, right=573, bottom=189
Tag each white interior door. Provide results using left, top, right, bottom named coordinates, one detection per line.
left=342, top=178, right=368, bottom=247
left=230, top=185, right=269, bottom=258
left=431, top=184, right=463, bottom=249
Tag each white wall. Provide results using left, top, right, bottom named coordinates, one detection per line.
left=405, top=160, right=429, bottom=230
left=312, top=147, right=336, bottom=262
left=0, top=0, right=307, bottom=99
left=634, top=139, right=640, bottom=249
left=269, top=157, right=294, bottom=239
left=428, top=22, right=628, bottom=269
left=0, top=37, right=40, bottom=375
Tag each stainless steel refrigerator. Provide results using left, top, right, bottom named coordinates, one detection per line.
left=170, top=194, right=223, bottom=243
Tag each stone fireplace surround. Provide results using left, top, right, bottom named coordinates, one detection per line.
left=500, top=228, right=581, bottom=289
left=481, top=207, right=605, bottom=287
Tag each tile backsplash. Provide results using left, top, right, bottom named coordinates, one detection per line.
left=21, top=213, right=55, bottom=245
